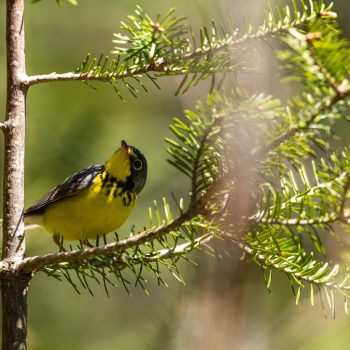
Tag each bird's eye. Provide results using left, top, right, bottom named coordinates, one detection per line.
left=132, top=159, right=143, bottom=171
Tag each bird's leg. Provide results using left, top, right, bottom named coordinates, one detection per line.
left=53, top=233, right=66, bottom=252
left=79, top=239, right=94, bottom=249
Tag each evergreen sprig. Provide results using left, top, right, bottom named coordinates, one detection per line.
left=165, top=97, right=224, bottom=202
left=235, top=229, right=350, bottom=316
left=40, top=197, right=214, bottom=294
left=158, top=66, right=350, bottom=309
left=253, top=148, right=350, bottom=228
left=73, top=1, right=335, bottom=97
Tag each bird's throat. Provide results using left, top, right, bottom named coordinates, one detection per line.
left=105, top=149, right=131, bottom=180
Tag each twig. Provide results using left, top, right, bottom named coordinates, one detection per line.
left=47, top=233, right=213, bottom=271
left=307, top=38, right=349, bottom=97
left=231, top=238, right=350, bottom=294
left=251, top=87, right=350, bottom=160
left=249, top=172, right=350, bottom=225
left=16, top=206, right=199, bottom=273
left=250, top=215, right=339, bottom=226
left=339, top=174, right=350, bottom=224
left=23, top=10, right=320, bottom=87
left=25, top=68, right=149, bottom=86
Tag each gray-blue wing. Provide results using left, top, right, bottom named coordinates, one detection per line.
left=25, top=164, right=104, bottom=216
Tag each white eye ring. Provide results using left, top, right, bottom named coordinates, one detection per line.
left=133, top=159, right=143, bottom=170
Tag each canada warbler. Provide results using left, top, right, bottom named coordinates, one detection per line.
left=24, top=140, right=147, bottom=248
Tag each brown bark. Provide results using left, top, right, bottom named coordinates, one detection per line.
left=1, top=1, right=29, bottom=349
left=1, top=275, right=31, bottom=350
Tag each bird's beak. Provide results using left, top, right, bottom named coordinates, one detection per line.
left=121, top=140, right=129, bottom=154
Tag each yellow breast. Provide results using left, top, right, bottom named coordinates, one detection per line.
left=42, top=171, right=136, bottom=240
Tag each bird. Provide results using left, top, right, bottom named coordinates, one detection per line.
left=24, top=140, right=147, bottom=250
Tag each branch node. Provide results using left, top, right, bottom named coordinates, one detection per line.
left=0, top=121, right=7, bottom=130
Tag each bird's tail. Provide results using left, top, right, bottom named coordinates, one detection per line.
left=0, top=218, right=40, bottom=230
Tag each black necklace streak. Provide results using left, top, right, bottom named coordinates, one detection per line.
left=99, top=171, right=136, bottom=207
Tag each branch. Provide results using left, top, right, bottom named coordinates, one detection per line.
left=251, top=84, right=350, bottom=160
left=339, top=174, right=350, bottom=224
left=45, top=233, right=213, bottom=271
left=309, top=44, right=341, bottom=94
left=15, top=205, right=201, bottom=273
left=231, top=238, right=350, bottom=294
left=140, top=234, right=212, bottom=262
left=23, top=5, right=325, bottom=87
left=24, top=66, right=152, bottom=86
left=250, top=214, right=338, bottom=226
left=24, top=58, right=228, bottom=86
left=249, top=172, right=350, bottom=226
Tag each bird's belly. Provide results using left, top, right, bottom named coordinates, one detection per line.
left=42, top=188, right=136, bottom=240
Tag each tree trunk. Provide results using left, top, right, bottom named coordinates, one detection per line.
left=1, top=0, right=29, bottom=349
left=1, top=276, right=30, bottom=350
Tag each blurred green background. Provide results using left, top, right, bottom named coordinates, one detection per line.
left=1, top=0, right=350, bottom=349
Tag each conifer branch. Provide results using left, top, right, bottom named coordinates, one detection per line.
left=15, top=213, right=191, bottom=272
left=232, top=238, right=350, bottom=295
left=23, top=2, right=334, bottom=88
left=251, top=214, right=338, bottom=226
left=250, top=213, right=350, bottom=226
left=250, top=171, right=350, bottom=225
left=24, top=62, right=167, bottom=86
left=15, top=199, right=210, bottom=273
left=40, top=234, right=212, bottom=273
left=255, top=89, right=350, bottom=159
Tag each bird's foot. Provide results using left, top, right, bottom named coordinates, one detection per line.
left=80, top=239, right=95, bottom=249
left=53, top=234, right=66, bottom=252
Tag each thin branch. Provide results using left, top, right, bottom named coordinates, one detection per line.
left=23, top=9, right=321, bottom=87
left=24, top=61, right=223, bottom=86
left=310, top=48, right=340, bottom=94
left=16, top=206, right=200, bottom=273
left=231, top=238, right=350, bottom=294
left=339, top=174, right=350, bottom=213
left=251, top=32, right=350, bottom=159
left=133, top=233, right=212, bottom=262
left=251, top=88, right=350, bottom=160
left=339, top=174, right=350, bottom=224
left=184, top=8, right=322, bottom=61
left=24, top=67, right=151, bottom=86
left=306, top=38, right=350, bottom=98
left=249, top=172, right=350, bottom=226
left=250, top=214, right=338, bottom=226
left=190, top=116, right=221, bottom=205
left=47, top=233, right=213, bottom=271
